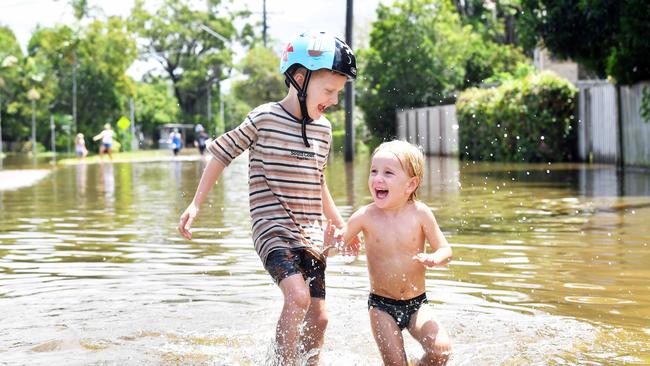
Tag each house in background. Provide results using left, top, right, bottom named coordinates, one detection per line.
left=533, top=47, right=579, bottom=83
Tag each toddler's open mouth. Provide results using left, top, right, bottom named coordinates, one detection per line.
left=375, top=189, right=389, bottom=199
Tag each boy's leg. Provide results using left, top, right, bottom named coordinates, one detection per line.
left=277, top=273, right=312, bottom=365
left=301, top=297, right=328, bottom=366
left=407, top=305, right=451, bottom=366
left=369, top=308, right=408, bottom=366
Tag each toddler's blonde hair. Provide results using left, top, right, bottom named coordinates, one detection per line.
left=372, top=140, right=424, bottom=201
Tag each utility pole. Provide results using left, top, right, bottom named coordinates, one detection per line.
left=207, top=81, right=212, bottom=130
left=72, top=52, right=78, bottom=134
left=50, top=115, right=56, bottom=163
left=344, top=0, right=355, bottom=162
left=130, top=97, right=137, bottom=151
left=263, top=0, right=268, bottom=47
left=219, top=80, right=225, bottom=134
left=0, top=91, right=3, bottom=169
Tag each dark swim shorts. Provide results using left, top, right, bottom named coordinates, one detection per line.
left=368, top=293, right=428, bottom=330
left=264, top=247, right=327, bottom=299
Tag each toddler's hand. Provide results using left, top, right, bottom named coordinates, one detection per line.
left=412, top=253, right=438, bottom=267
left=344, top=232, right=360, bottom=256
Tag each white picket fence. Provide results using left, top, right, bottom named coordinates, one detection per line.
left=395, top=105, right=459, bottom=156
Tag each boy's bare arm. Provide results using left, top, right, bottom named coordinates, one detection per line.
left=413, top=204, right=452, bottom=267
left=178, top=157, right=226, bottom=240
left=321, top=179, right=345, bottom=228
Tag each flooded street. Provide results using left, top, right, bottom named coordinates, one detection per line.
left=1, top=153, right=649, bottom=365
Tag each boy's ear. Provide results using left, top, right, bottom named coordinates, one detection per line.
left=293, top=71, right=304, bottom=87
left=291, top=68, right=307, bottom=88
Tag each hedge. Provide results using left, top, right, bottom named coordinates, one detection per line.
left=456, top=71, right=578, bottom=162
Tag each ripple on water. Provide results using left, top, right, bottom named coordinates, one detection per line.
left=564, top=296, right=637, bottom=305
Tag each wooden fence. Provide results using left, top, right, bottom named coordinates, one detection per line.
left=396, top=81, right=649, bottom=166
left=577, top=80, right=650, bottom=166
left=396, top=105, right=459, bottom=156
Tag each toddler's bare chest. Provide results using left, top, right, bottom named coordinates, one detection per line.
left=366, top=219, right=422, bottom=249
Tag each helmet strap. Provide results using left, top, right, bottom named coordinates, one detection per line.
left=284, top=69, right=313, bottom=147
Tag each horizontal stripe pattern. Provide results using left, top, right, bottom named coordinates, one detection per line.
left=206, top=102, right=332, bottom=264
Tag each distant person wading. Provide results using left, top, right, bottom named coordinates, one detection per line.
left=93, top=124, right=114, bottom=161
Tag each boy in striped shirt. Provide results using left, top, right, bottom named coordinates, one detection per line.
left=178, top=31, right=358, bottom=365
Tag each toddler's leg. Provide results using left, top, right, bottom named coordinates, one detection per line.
left=277, top=274, right=312, bottom=365
left=301, top=297, right=328, bottom=366
left=369, top=308, right=408, bottom=366
left=407, top=305, right=451, bottom=366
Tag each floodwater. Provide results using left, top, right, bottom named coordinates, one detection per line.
left=1, top=153, right=649, bottom=365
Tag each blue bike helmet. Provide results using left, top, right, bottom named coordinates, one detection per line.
left=280, top=31, right=357, bottom=147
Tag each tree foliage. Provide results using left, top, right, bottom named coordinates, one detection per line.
left=0, top=17, right=136, bottom=150
left=231, top=46, right=285, bottom=109
left=0, top=26, right=24, bottom=141
left=451, top=0, right=521, bottom=44
left=131, top=0, right=251, bottom=126
left=518, top=0, right=650, bottom=84
left=457, top=71, right=578, bottom=162
left=134, top=78, right=181, bottom=143
left=359, top=0, right=526, bottom=140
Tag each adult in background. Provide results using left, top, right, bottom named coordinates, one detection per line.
left=93, top=123, right=114, bottom=161
left=168, top=128, right=182, bottom=156
left=194, top=124, right=209, bottom=156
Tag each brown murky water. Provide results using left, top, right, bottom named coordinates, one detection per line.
left=1, top=153, right=649, bottom=365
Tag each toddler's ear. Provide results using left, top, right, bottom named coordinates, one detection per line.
left=407, top=176, right=419, bottom=194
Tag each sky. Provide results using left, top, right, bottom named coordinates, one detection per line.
left=0, top=0, right=387, bottom=79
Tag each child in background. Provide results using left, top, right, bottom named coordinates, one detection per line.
left=75, top=133, right=88, bottom=159
left=168, top=128, right=182, bottom=156
left=334, top=140, right=452, bottom=365
left=193, top=124, right=209, bottom=156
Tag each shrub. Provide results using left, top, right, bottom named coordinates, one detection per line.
left=456, top=71, right=578, bottom=162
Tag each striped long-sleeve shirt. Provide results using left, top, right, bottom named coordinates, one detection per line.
left=206, top=102, right=332, bottom=264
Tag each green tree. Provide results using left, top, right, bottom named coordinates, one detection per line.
left=518, top=0, right=650, bottom=84
left=0, top=26, right=24, bottom=144
left=26, top=18, right=136, bottom=150
left=451, top=0, right=521, bottom=45
left=134, top=77, right=180, bottom=144
left=131, top=0, right=251, bottom=125
left=359, top=0, right=525, bottom=140
left=231, top=46, right=285, bottom=109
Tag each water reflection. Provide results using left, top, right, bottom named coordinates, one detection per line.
left=0, top=155, right=648, bottom=364
left=98, top=162, right=115, bottom=205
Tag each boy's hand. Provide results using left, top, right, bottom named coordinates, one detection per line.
left=412, top=253, right=439, bottom=267
left=321, top=220, right=339, bottom=257
left=178, top=203, right=199, bottom=240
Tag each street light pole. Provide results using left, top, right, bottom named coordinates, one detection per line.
left=207, top=80, right=212, bottom=130
left=219, top=80, right=224, bottom=134
left=31, top=99, right=36, bottom=156
left=50, top=114, right=56, bottom=163
left=27, top=88, right=41, bottom=159
left=200, top=24, right=230, bottom=135
left=73, top=52, right=78, bottom=134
